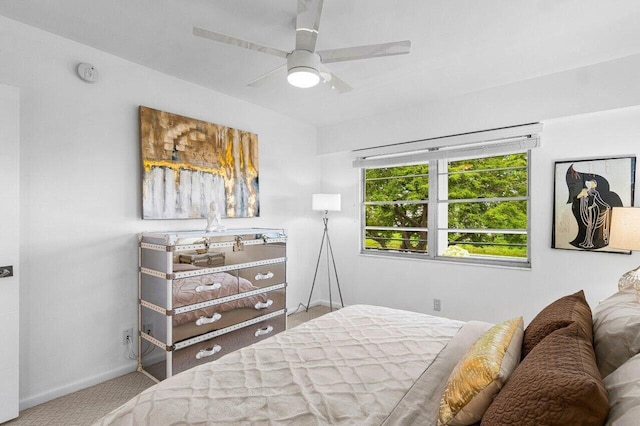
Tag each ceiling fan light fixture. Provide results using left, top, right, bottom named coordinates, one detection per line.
left=287, top=67, right=320, bottom=88
left=286, top=49, right=321, bottom=88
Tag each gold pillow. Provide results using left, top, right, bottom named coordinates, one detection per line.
left=438, top=317, right=523, bottom=426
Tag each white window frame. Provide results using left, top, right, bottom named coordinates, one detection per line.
left=354, top=124, right=541, bottom=269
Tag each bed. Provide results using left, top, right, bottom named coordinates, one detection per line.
left=95, top=288, right=640, bottom=426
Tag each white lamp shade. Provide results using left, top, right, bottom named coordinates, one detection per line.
left=312, top=193, right=341, bottom=212
left=609, top=207, right=640, bottom=250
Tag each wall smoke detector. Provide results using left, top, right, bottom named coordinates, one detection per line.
left=77, top=63, right=98, bottom=83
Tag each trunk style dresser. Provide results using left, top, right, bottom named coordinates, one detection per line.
left=138, top=228, right=287, bottom=381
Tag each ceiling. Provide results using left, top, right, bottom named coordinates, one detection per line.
left=2, top=0, right=640, bottom=127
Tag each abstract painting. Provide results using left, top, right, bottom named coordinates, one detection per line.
left=552, top=156, right=635, bottom=253
left=140, top=106, right=259, bottom=219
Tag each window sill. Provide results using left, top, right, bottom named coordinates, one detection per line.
left=359, top=250, right=531, bottom=270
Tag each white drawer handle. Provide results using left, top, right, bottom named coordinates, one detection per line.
left=255, top=325, right=274, bottom=337
left=196, top=344, right=221, bottom=360
left=195, top=282, right=222, bottom=293
left=195, top=312, right=222, bottom=326
left=255, top=271, right=274, bottom=281
left=254, top=299, right=273, bottom=310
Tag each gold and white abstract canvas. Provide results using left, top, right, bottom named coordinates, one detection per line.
left=140, top=106, right=259, bottom=219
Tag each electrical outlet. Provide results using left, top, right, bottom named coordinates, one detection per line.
left=433, top=298, right=441, bottom=312
left=122, top=328, right=133, bottom=345
left=142, top=323, right=153, bottom=335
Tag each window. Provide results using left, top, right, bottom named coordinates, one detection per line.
left=364, top=164, right=430, bottom=253
left=357, top=125, right=539, bottom=268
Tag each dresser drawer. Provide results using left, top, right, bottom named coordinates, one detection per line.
left=217, top=242, right=286, bottom=267
left=172, top=266, right=282, bottom=309
left=172, top=271, right=239, bottom=309
left=172, top=287, right=285, bottom=343
left=171, top=313, right=286, bottom=376
left=175, top=241, right=286, bottom=269
left=238, top=262, right=285, bottom=290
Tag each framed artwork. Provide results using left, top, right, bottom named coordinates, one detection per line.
left=140, top=106, right=259, bottom=219
left=552, top=156, right=636, bottom=253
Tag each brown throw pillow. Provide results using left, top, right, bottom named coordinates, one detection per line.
left=481, top=322, right=608, bottom=426
left=521, top=290, right=592, bottom=358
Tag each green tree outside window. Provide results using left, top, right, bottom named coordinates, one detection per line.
left=363, top=153, right=528, bottom=259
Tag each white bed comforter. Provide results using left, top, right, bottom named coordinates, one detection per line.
left=95, top=305, right=469, bottom=425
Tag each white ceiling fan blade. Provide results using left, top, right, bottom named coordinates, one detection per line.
left=318, top=40, right=411, bottom=64
left=319, top=66, right=352, bottom=93
left=193, top=26, right=289, bottom=59
left=247, top=64, right=287, bottom=88
left=295, top=0, right=323, bottom=52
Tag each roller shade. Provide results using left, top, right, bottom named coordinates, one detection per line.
left=352, top=123, right=542, bottom=169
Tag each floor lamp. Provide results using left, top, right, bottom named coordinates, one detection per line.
left=306, top=193, right=344, bottom=312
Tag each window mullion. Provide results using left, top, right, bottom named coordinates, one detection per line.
left=360, top=168, right=366, bottom=253
left=427, top=159, right=439, bottom=258
left=526, top=150, right=532, bottom=265
left=441, top=196, right=528, bottom=204
left=443, top=165, right=527, bottom=176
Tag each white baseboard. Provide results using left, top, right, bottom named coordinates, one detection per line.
left=287, top=299, right=345, bottom=315
left=19, top=362, right=137, bottom=411
left=308, top=299, right=345, bottom=310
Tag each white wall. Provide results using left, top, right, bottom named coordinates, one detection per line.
left=317, top=106, right=640, bottom=325
left=0, top=16, right=321, bottom=409
left=318, top=53, right=640, bottom=154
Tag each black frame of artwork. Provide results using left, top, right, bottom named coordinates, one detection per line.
left=552, top=155, right=636, bottom=254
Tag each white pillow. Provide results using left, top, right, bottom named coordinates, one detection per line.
left=603, top=352, right=640, bottom=426
left=592, top=289, right=640, bottom=378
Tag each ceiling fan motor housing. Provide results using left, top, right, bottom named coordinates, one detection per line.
left=287, top=50, right=321, bottom=87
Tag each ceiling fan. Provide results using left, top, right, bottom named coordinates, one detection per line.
left=193, top=0, right=411, bottom=93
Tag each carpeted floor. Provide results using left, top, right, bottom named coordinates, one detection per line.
left=286, top=303, right=332, bottom=328
left=6, top=372, right=156, bottom=426
left=7, top=305, right=332, bottom=426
